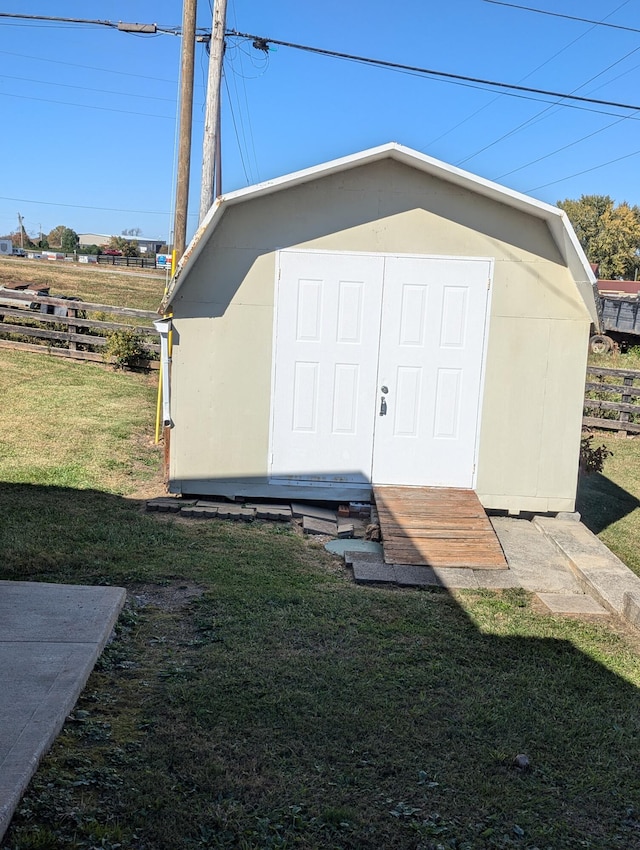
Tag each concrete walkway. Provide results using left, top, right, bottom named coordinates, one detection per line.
left=0, top=581, right=125, bottom=841
left=349, top=515, right=640, bottom=627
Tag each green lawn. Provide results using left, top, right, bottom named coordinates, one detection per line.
left=1, top=350, right=640, bottom=850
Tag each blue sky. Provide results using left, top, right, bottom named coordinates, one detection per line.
left=1, top=1, right=640, bottom=244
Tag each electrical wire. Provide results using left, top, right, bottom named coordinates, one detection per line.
left=225, top=28, right=640, bottom=113
left=526, top=146, right=640, bottom=192
left=0, top=72, right=178, bottom=103
left=0, top=90, right=175, bottom=120
left=224, top=72, right=251, bottom=184
left=0, top=48, right=185, bottom=85
left=456, top=1, right=634, bottom=165
left=0, top=194, right=187, bottom=216
left=483, top=1, right=640, bottom=36
left=427, top=0, right=616, bottom=148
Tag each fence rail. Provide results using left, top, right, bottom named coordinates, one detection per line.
left=583, top=365, right=640, bottom=435
left=0, top=290, right=160, bottom=368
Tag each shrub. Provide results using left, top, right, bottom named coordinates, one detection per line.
left=103, top=329, right=147, bottom=370
left=580, top=434, right=613, bottom=474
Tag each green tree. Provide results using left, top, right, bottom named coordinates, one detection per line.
left=558, top=194, right=640, bottom=279
left=109, top=235, right=139, bottom=257
left=47, top=225, right=67, bottom=248
left=60, top=227, right=79, bottom=253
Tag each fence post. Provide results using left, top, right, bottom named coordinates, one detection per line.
left=68, top=307, right=77, bottom=352
left=618, top=374, right=634, bottom=437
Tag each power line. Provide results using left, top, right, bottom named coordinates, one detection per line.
left=0, top=72, right=179, bottom=104
left=427, top=0, right=620, bottom=148
left=0, top=194, right=199, bottom=217
left=526, top=147, right=640, bottom=192
left=0, top=12, right=179, bottom=36
left=453, top=0, right=633, bottom=164
left=458, top=21, right=640, bottom=166
left=0, top=48, right=192, bottom=86
left=482, top=1, right=640, bottom=36
left=0, top=90, right=176, bottom=120
left=225, top=29, right=640, bottom=114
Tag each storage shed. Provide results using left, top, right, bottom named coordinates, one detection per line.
left=161, top=143, right=599, bottom=514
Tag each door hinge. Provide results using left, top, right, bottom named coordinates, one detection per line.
left=487, top=278, right=491, bottom=290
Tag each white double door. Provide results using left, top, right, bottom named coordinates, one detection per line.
left=270, top=250, right=491, bottom=488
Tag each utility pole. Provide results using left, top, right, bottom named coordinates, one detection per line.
left=17, top=212, right=24, bottom=248
left=199, top=0, right=228, bottom=223
left=173, top=0, right=198, bottom=260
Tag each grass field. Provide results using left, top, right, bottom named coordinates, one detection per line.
left=0, top=255, right=167, bottom=312
left=1, top=350, right=640, bottom=849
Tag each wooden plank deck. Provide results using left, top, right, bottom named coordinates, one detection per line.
left=373, top=486, right=508, bottom=569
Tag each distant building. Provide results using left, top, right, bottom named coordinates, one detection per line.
left=78, top=233, right=166, bottom=254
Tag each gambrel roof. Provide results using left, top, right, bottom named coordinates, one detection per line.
left=161, top=142, right=598, bottom=324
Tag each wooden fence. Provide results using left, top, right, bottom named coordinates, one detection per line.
left=0, top=290, right=160, bottom=368
left=583, top=365, right=640, bottom=435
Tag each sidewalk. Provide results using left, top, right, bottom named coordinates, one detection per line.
left=349, top=515, right=640, bottom=625
left=0, top=581, right=125, bottom=841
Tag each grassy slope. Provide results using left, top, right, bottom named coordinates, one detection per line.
left=0, top=350, right=161, bottom=495
left=0, top=350, right=640, bottom=848
left=0, top=255, right=166, bottom=312
left=579, top=348, right=640, bottom=576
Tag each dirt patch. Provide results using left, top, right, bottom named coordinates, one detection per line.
left=129, top=582, right=206, bottom=611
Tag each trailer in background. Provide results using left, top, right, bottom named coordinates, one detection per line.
left=590, top=294, right=640, bottom=353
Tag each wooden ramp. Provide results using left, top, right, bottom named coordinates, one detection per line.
left=373, top=486, right=508, bottom=569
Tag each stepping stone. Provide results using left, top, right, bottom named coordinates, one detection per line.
left=325, top=540, right=383, bottom=559
left=394, top=565, right=444, bottom=588
left=352, top=559, right=395, bottom=584
left=394, top=565, right=480, bottom=589
left=147, top=498, right=184, bottom=513
left=303, top=516, right=337, bottom=536
left=536, top=593, right=608, bottom=615
left=253, top=504, right=292, bottom=520
left=337, top=520, right=354, bottom=539
left=267, top=506, right=292, bottom=521
left=472, top=569, right=521, bottom=589
left=190, top=506, right=216, bottom=518
left=291, top=502, right=337, bottom=522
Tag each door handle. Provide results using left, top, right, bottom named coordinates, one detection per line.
left=379, top=396, right=387, bottom=416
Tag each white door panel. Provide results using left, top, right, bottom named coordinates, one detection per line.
left=270, top=251, right=384, bottom=482
left=373, top=256, right=490, bottom=487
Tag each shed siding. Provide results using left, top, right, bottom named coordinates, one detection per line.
left=170, top=159, right=589, bottom=511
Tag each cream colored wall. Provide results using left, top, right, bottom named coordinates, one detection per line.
left=171, top=159, right=591, bottom=510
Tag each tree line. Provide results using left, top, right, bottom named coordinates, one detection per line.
left=557, top=195, right=640, bottom=281
left=0, top=225, right=160, bottom=257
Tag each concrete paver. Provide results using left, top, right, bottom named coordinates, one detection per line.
left=536, top=592, right=609, bottom=615
left=533, top=516, right=640, bottom=619
left=491, top=517, right=584, bottom=594
left=0, top=581, right=125, bottom=842
left=351, top=557, right=395, bottom=584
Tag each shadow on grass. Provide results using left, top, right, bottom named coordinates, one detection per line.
left=1, top=481, right=639, bottom=849
left=577, top=470, right=640, bottom=534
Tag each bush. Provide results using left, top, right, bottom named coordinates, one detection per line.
left=580, top=434, right=613, bottom=474
left=103, top=329, right=147, bottom=370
